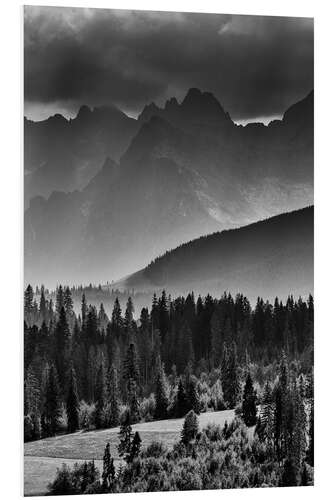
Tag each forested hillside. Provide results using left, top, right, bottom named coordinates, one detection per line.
left=115, top=206, right=314, bottom=302
left=24, top=284, right=314, bottom=491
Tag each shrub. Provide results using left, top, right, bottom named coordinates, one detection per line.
left=142, top=440, right=168, bottom=459
left=210, top=379, right=225, bottom=411
left=79, top=401, right=95, bottom=431
left=139, top=394, right=156, bottom=422
left=181, top=410, right=199, bottom=445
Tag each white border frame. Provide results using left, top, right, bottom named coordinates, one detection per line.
left=1, top=1, right=332, bottom=499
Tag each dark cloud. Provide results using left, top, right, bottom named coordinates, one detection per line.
left=24, top=6, right=313, bottom=121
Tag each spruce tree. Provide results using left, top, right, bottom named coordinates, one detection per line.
left=64, top=287, right=73, bottom=316
left=102, top=442, right=115, bottom=491
left=175, top=378, right=187, bottom=417
left=221, top=342, right=240, bottom=409
left=94, top=363, right=105, bottom=429
left=39, top=285, right=46, bottom=319
left=129, top=431, right=142, bottom=462
left=42, top=364, right=61, bottom=437
left=122, top=343, right=140, bottom=400
left=24, top=284, right=34, bottom=325
left=210, top=311, right=222, bottom=368
left=241, top=372, right=257, bottom=426
left=118, top=409, right=133, bottom=463
left=186, top=376, right=200, bottom=415
left=154, top=358, right=169, bottom=420
left=181, top=410, right=199, bottom=446
left=81, top=293, right=87, bottom=327
left=105, top=365, right=120, bottom=427
left=54, top=307, right=70, bottom=391
left=307, top=398, right=314, bottom=466
left=66, top=367, right=80, bottom=433
left=55, top=285, right=64, bottom=316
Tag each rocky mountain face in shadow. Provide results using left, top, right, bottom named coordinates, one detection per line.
left=24, top=89, right=313, bottom=287
left=24, top=105, right=139, bottom=204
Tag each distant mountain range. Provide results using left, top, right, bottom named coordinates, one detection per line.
left=113, top=206, right=314, bottom=304
left=24, top=88, right=313, bottom=287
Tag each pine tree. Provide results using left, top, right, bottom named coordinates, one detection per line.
left=241, top=372, right=257, bottom=426
left=124, top=297, right=135, bottom=338
left=39, top=285, right=47, bottom=319
left=274, top=385, right=283, bottom=460
left=154, top=358, right=169, bottom=420
left=307, top=398, right=314, bottom=466
left=55, top=285, right=64, bottom=316
left=129, top=431, right=142, bottom=462
left=102, top=442, right=115, bottom=491
left=261, top=381, right=273, bottom=440
left=41, top=365, right=61, bottom=437
left=111, top=298, right=123, bottom=334
left=24, top=365, right=41, bottom=440
left=181, top=410, right=199, bottom=445
left=64, top=287, right=73, bottom=316
left=128, top=378, right=139, bottom=424
left=122, top=343, right=140, bottom=400
left=186, top=376, right=200, bottom=415
left=54, top=307, right=70, bottom=391
left=24, top=284, right=34, bottom=325
left=81, top=293, right=87, bottom=327
left=118, top=409, right=133, bottom=463
left=66, top=367, right=79, bottom=433
left=175, top=378, right=187, bottom=417
left=105, top=365, right=120, bottom=427
left=210, top=311, right=222, bottom=368
left=220, top=342, right=240, bottom=409
left=94, top=363, right=105, bottom=429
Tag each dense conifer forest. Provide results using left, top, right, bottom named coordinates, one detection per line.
left=24, top=284, right=314, bottom=491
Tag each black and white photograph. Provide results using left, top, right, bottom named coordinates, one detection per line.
left=22, top=4, right=314, bottom=496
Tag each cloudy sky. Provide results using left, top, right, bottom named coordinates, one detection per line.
left=24, top=6, right=313, bottom=123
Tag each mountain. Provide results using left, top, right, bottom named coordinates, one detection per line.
left=113, top=206, right=314, bottom=304
left=24, top=89, right=313, bottom=287
left=24, top=104, right=139, bottom=204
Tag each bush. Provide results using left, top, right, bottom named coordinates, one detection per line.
left=24, top=413, right=41, bottom=442
left=47, top=461, right=100, bottom=495
left=58, top=404, right=68, bottom=433
left=139, top=394, right=156, bottom=422
left=142, top=440, right=168, bottom=459
left=181, top=410, right=199, bottom=445
left=79, top=401, right=95, bottom=431
left=210, top=379, right=225, bottom=411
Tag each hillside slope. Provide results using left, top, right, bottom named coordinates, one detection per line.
left=115, top=206, right=314, bottom=303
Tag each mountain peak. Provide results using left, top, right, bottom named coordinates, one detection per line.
left=138, top=102, right=162, bottom=122
left=76, top=104, right=92, bottom=120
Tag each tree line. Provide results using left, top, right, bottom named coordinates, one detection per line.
left=24, top=284, right=313, bottom=445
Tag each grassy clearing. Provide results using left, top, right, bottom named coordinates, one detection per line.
left=24, top=409, right=236, bottom=496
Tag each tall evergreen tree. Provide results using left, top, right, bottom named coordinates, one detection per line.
left=118, top=409, right=133, bottom=463
left=41, top=365, right=61, bottom=437
left=94, top=363, right=105, bottom=429
left=54, top=307, right=70, bottom=391
left=154, top=357, right=169, bottom=420
left=241, top=372, right=257, bottom=426
left=64, top=287, right=73, bottom=315
left=181, top=410, right=199, bottom=445
left=175, top=378, right=187, bottom=417
left=55, top=285, right=64, bottom=316
left=122, top=343, right=140, bottom=400
left=66, top=367, right=80, bottom=433
left=307, top=398, right=314, bottom=466
left=102, top=442, right=115, bottom=491
left=220, top=342, right=240, bottom=408
left=105, top=364, right=120, bottom=427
